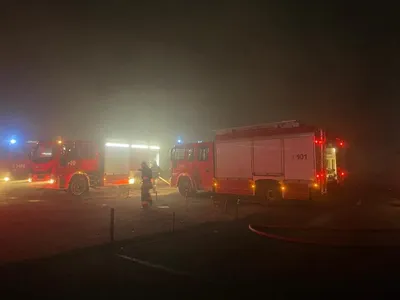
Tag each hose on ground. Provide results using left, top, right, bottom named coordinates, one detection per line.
left=248, top=224, right=400, bottom=248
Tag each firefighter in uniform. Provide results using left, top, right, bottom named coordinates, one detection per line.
left=151, top=161, right=161, bottom=193
left=140, top=161, right=153, bottom=208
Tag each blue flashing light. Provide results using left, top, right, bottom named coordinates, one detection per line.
left=177, top=139, right=182, bottom=144
left=10, top=139, right=17, bottom=145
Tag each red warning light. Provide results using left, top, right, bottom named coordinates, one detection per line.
left=341, top=172, right=345, bottom=176
left=339, top=141, right=344, bottom=146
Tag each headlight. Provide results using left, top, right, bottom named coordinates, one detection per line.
left=4, top=177, right=10, bottom=182
left=48, top=175, right=56, bottom=184
left=128, top=178, right=135, bottom=184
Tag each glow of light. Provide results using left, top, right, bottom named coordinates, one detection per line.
left=41, top=152, right=52, bottom=156
left=4, top=177, right=10, bottom=182
left=131, top=144, right=149, bottom=149
left=105, top=143, right=129, bottom=148
left=10, top=139, right=16, bottom=145
left=128, top=178, right=135, bottom=184
left=332, top=148, right=336, bottom=153
left=149, top=145, right=160, bottom=150
left=341, top=172, right=345, bottom=176
left=177, top=139, right=182, bottom=144
left=281, top=186, right=286, bottom=191
left=28, top=178, right=32, bottom=183
left=48, top=179, right=55, bottom=184
left=57, top=140, right=62, bottom=144
left=313, top=183, right=319, bottom=188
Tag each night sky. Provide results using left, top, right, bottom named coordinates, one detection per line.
left=1, top=2, right=399, bottom=172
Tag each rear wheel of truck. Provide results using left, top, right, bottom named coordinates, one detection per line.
left=68, top=175, right=89, bottom=197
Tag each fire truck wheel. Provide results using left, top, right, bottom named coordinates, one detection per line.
left=68, top=175, right=89, bottom=197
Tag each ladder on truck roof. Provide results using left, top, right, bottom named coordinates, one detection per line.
left=214, top=120, right=301, bottom=135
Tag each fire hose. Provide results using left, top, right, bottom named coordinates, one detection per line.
left=248, top=224, right=400, bottom=248
left=158, top=176, right=170, bottom=185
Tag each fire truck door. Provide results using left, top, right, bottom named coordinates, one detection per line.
left=58, top=143, right=79, bottom=181
left=196, top=145, right=213, bottom=191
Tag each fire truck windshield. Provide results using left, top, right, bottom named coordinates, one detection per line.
left=31, top=144, right=53, bottom=163
left=171, top=147, right=185, bottom=161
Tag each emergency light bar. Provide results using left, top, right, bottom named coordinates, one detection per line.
left=106, top=142, right=160, bottom=150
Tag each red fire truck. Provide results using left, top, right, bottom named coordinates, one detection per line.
left=170, top=120, right=347, bottom=200
left=0, top=139, right=36, bottom=182
left=29, top=139, right=160, bottom=196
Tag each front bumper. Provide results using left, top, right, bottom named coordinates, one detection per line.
left=30, top=174, right=61, bottom=189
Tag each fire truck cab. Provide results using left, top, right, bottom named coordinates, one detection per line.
left=170, top=142, right=214, bottom=196
left=30, top=140, right=103, bottom=195
left=0, top=140, right=34, bottom=182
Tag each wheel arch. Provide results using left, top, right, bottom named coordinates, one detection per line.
left=177, top=173, right=196, bottom=189
left=68, top=171, right=90, bottom=187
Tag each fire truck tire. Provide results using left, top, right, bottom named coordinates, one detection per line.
left=68, top=175, right=89, bottom=197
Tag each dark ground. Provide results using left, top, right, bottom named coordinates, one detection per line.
left=2, top=182, right=400, bottom=297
